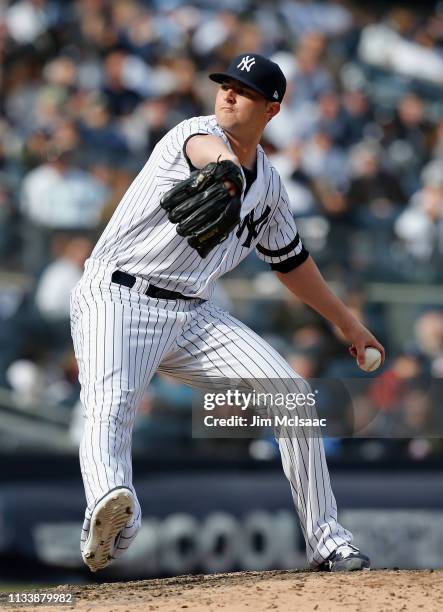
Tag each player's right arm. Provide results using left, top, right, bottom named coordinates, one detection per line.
left=185, top=135, right=240, bottom=170
left=275, top=256, right=385, bottom=367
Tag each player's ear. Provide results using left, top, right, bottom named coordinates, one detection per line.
left=265, top=102, right=280, bottom=123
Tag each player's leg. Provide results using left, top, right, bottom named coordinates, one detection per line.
left=160, top=301, right=354, bottom=568
left=70, top=283, right=185, bottom=569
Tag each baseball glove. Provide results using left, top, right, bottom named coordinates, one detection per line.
left=160, top=159, right=244, bottom=258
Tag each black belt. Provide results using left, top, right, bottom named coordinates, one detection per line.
left=111, top=270, right=197, bottom=301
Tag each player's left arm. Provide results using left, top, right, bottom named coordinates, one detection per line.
left=275, top=257, right=385, bottom=367
left=185, top=134, right=240, bottom=170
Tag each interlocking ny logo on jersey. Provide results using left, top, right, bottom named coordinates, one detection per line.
left=236, top=206, right=271, bottom=248
left=237, top=55, right=256, bottom=72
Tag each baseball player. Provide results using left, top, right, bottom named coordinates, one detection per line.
left=70, top=54, right=385, bottom=573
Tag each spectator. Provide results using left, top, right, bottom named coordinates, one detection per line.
left=280, top=0, right=352, bottom=38
left=287, top=33, right=333, bottom=106
left=359, top=15, right=443, bottom=86
left=315, top=90, right=352, bottom=147
left=301, top=131, right=349, bottom=190
left=5, top=0, right=53, bottom=45
left=342, top=90, right=376, bottom=146
left=34, top=234, right=92, bottom=321
left=20, top=140, right=110, bottom=230
left=382, top=94, right=436, bottom=193
left=266, top=143, right=317, bottom=214
left=192, top=9, right=239, bottom=58
left=394, top=173, right=443, bottom=262
left=348, top=141, right=406, bottom=229
left=413, top=310, right=443, bottom=361
left=101, top=50, right=143, bottom=117
left=368, top=352, right=427, bottom=412
left=76, top=92, right=130, bottom=159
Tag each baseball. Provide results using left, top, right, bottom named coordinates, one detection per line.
left=358, top=347, right=382, bottom=372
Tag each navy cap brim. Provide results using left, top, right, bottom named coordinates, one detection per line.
left=209, top=71, right=276, bottom=102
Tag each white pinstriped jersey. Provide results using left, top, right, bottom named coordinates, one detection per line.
left=90, top=115, right=309, bottom=299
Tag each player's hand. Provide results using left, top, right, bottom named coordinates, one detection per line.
left=223, top=179, right=240, bottom=197
left=340, top=320, right=385, bottom=368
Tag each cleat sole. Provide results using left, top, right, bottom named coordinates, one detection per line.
left=82, top=488, right=134, bottom=572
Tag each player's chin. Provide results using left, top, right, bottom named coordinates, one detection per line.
left=216, top=110, right=237, bottom=126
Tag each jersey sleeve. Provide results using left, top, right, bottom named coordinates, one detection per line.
left=156, top=116, right=230, bottom=186
left=256, top=174, right=310, bottom=273
left=181, top=117, right=231, bottom=170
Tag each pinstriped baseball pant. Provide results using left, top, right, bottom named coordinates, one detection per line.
left=70, top=259, right=353, bottom=567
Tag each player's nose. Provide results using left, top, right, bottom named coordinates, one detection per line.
left=224, top=87, right=236, bottom=102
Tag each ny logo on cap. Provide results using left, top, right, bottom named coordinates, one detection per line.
left=273, top=91, right=279, bottom=99
left=237, top=55, right=256, bottom=72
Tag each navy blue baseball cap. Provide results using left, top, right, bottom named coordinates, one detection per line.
left=209, top=53, right=286, bottom=103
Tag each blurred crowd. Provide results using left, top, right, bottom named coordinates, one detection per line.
left=0, top=0, right=442, bottom=461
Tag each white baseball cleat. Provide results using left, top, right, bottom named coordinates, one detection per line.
left=82, top=487, right=134, bottom=572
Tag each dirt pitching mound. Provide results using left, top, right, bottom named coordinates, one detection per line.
left=8, top=569, right=443, bottom=612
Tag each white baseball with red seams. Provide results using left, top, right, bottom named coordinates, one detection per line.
left=358, top=348, right=382, bottom=372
